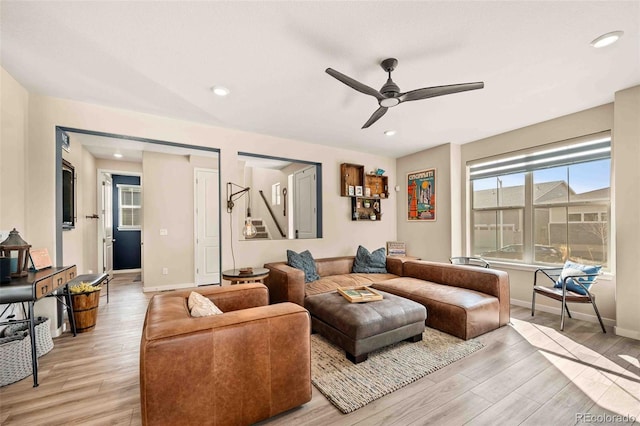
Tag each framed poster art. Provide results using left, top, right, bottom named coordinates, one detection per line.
left=407, top=168, right=436, bottom=221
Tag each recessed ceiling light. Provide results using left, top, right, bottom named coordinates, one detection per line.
left=113, top=153, right=123, bottom=158
left=384, top=130, right=397, bottom=136
left=590, top=31, right=624, bottom=48
left=210, top=85, right=230, bottom=96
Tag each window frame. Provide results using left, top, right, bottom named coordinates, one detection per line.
left=468, top=132, right=611, bottom=269
left=117, top=184, right=142, bottom=231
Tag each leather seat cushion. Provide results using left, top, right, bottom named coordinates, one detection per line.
left=372, top=277, right=500, bottom=340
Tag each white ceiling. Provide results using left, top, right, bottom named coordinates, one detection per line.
left=2, top=2, right=638, bottom=158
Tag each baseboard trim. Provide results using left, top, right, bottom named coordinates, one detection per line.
left=142, top=282, right=195, bottom=293
left=613, top=326, right=640, bottom=340
left=511, top=298, right=616, bottom=327
left=113, top=268, right=141, bottom=274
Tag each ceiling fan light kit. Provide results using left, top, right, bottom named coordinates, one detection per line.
left=326, top=58, right=484, bottom=129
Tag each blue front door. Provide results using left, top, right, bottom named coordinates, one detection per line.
left=112, top=174, right=141, bottom=270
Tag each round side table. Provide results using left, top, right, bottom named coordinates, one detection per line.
left=222, top=268, right=269, bottom=285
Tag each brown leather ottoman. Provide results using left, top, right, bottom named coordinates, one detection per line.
left=304, top=290, right=427, bottom=363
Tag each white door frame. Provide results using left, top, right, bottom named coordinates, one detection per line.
left=97, top=169, right=143, bottom=279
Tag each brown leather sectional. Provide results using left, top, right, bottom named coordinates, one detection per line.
left=264, top=256, right=510, bottom=340
left=140, top=284, right=311, bottom=425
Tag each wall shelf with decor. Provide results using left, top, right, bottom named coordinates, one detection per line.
left=340, top=162, right=388, bottom=221
left=340, top=163, right=389, bottom=198
left=364, top=174, right=389, bottom=199
left=340, top=163, right=365, bottom=197
left=351, top=197, right=382, bottom=221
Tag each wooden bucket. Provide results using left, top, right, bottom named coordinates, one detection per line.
left=71, top=289, right=101, bottom=333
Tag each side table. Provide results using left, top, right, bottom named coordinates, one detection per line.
left=222, top=268, right=269, bottom=285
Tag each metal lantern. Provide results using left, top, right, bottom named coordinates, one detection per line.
left=0, top=228, right=32, bottom=277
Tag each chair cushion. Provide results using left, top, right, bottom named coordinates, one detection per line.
left=188, top=291, right=223, bottom=317
left=533, top=285, right=594, bottom=303
left=352, top=245, right=387, bottom=273
left=553, top=261, right=601, bottom=295
left=287, top=249, right=320, bottom=283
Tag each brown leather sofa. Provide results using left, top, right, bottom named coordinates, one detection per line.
left=264, top=257, right=510, bottom=340
left=140, top=284, right=312, bottom=426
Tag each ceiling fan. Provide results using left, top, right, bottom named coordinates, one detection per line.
left=326, top=58, right=484, bottom=129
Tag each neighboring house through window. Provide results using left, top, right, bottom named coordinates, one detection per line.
left=469, top=132, right=611, bottom=268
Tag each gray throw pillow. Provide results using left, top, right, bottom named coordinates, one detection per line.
left=352, top=245, right=387, bottom=273
left=287, top=249, right=320, bottom=283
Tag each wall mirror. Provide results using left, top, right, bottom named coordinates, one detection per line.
left=237, top=152, right=322, bottom=240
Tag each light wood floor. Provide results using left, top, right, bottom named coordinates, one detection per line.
left=1, top=276, right=638, bottom=425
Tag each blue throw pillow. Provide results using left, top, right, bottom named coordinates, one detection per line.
left=554, top=261, right=601, bottom=295
left=287, top=250, right=320, bottom=283
left=352, top=245, right=387, bottom=273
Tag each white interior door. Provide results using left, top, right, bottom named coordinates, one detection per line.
left=101, top=173, right=114, bottom=277
left=293, top=165, right=317, bottom=239
left=195, top=169, right=220, bottom=285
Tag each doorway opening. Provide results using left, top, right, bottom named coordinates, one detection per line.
left=55, top=127, right=221, bottom=291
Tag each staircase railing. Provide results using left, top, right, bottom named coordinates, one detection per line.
left=258, top=190, right=286, bottom=238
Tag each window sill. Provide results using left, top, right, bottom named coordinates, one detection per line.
left=486, top=260, right=614, bottom=280
left=117, top=227, right=141, bottom=232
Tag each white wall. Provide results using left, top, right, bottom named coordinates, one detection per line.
left=0, top=68, right=28, bottom=235
left=95, top=159, right=143, bottom=174
left=143, top=151, right=199, bottom=289
left=613, top=85, right=640, bottom=340
left=0, top=66, right=30, bottom=325
left=62, top=143, right=96, bottom=274
left=396, top=143, right=456, bottom=262
left=18, top=82, right=396, bottom=292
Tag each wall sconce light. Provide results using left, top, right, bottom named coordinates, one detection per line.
left=227, top=182, right=257, bottom=239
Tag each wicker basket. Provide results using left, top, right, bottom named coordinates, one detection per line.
left=0, top=330, right=32, bottom=387
left=2, top=317, right=54, bottom=357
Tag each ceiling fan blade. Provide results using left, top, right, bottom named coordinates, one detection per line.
left=362, top=106, right=388, bottom=129
left=326, top=68, right=384, bottom=101
left=399, top=82, right=484, bottom=103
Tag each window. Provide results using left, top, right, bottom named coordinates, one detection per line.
left=118, top=184, right=142, bottom=230
left=271, top=182, right=281, bottom=206
left=469, top=132, right=611, bottom=268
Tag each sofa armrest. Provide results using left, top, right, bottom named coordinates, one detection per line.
left=152, top=283, right=268, bottom=312
left=264, top=262, right=305, bottom=306
left=385, top=256, right=404, bottom=276
left=140, top=302, right=311, bottom=425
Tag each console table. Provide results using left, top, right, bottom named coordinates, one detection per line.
left=0, top=265, right=77, bottom=387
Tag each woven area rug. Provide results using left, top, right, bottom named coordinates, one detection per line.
left=311, top=327, right=484, bottom=414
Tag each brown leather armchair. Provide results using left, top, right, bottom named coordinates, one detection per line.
left=140, top=283, right=311, bottom=426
